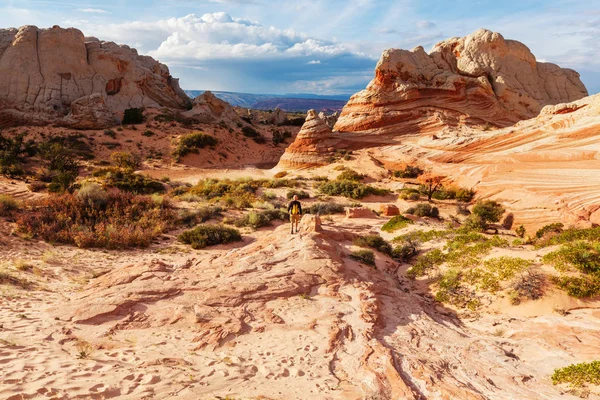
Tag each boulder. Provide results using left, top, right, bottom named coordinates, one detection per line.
left=62, top=93, right=117, bottom=129
left=379, top=204, right=400, bottom=216
left=0, top=25, right=191, bottom=128
left=183, top=91, right=243, bottom=126
left=346, top=207, right=377, bottom=218
left=271, top=107, right=287, bottom=125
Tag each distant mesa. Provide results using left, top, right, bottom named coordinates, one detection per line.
left=0, top=25, right=191, bottom=128
left=184, top=90, right=348, bottom=113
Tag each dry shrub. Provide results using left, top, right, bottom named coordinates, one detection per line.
left=17, top=189, right=176, bottom=249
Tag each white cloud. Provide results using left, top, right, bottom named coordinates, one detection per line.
left=308, top=60, right=321, bottom=64
left=77, top=8, right=109, bottom=14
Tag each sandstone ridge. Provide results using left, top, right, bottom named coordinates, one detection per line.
left=335, top=28, right=588, bottom=135
left=0, top=25, right=191, bottom=128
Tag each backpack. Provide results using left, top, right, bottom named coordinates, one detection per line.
left=291, top=203, right=299, bottom=215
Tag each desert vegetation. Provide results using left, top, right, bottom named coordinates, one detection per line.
left=178, top=224, right=242, bottom=249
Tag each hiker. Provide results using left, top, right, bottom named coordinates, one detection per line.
left=287, top=194, right=303, bottom=234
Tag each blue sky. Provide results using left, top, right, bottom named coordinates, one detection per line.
left=1, top=0, right=599, bottom=95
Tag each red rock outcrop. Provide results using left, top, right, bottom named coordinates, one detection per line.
left=335, top=29, right=588, bottom=135
left=277, top=109, right=341, bottom=168
left=0, top=25, right=191, bottom=128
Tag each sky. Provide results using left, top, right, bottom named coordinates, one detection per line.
left=0, top=0, right=599, bottom=95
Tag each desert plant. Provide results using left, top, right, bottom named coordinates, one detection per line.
left=306, top=203, right=345, bottom=215
left=349, top=249, right=376, bottom=267
left=515, top=225, right=526, bottom=238
left=381, top=215, right=412, bottom=232
left=472, top=200, right=505, bottom=225
left=17, top=190, right=175, bottom=249
left=512, top=270, right=545, bottom=301
left=552, top=361, right=600, bottom=387
left=393, top=165, right=423, bottom=179
left=418, top=174, right=445, bottom=201
left=110, top=151, right=141, bottom=171
left=286, top=190, right=309, bottom=200
left=142, top=130, right=155, bottom=137
left=318, top=180, right=388, bottom=199
left=122, top=108, right=144, bottom=124
left=93, top=167, right=164, bottom=195
left=536, top=223, right=564, bottom=239
left=76, top=182, right=109, bottom=207
left=407, top=249, right=446, bottom=278
left=230, top=209, right=288, bottom=229
left=353, top=235, right=392, bottom=256
left=406, top=203, right=439, bottom=218
left=178, top=224, right=242, bottom=249
left=0, top=194, right=19, bottom=216
left=337, top=169, right=364, bottom=182
left=392, top=238, right=420, bottom=262
left=172, top=132, right=218, bottom=161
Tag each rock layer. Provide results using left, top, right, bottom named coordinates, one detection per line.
left=278, top=109, right=341, bottom=168
left=0, top=25, right=191, bottom=128
left=335, top=29, right=588, bottom=135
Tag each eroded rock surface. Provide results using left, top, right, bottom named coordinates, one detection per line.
left=278, top=109, right=341, bottom=168
left=0, top=25, right=191, bottom=128
left=335, top=29, right=587, bottom=135
left=50, top=216, right=590, bottom=399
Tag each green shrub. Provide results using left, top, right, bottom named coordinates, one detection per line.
left=306, top=203, right=345, bottom=215
left=17, top=190, right=175, bottom=249
left=337, top=169, right=364, bottom=182
left=552, top=276, right=600, bottom=298
left=318, top=180, right=389, bottom=199
left=353, top=235, right=392, bottom=256
left=0, top=132, right=35, bottom=178
left=456, top=188, right=476, bottom=202
left=516, top=225, right=526, bottom=238
left=178, top=224, right=242, bottom=249
left=543, top=241, right=600, bottom=274
left=173, top=132, right=218, bottom=161
left=76, top=182, right=109, bottom=207
left=399, top=189, right=421, bottom=201
left=552, top=361, right=600, bottom=387
left=38, top=142, right=80, bottom=192
left=406, top=203, right=439, bottom=218
left=392, top=239, right=420, bottom=262
left=536, top=223, right=564, bottom=239
left=122, top=108, right=144, bottom=124
left=103, top=129, right=116, bottom=139
left=177, top=206, right=222, bottom=227
left=231, top=209, right=288, bottom=229
left=349, top=249, right=376, bottom=267
left=512, top=270, right=545, bottom=302
left=393, top=166, right=423, bottom=179
left=381, top=215, right=412, bottom=232
left=93, top=167, right=164, bottom=194
left=110, top=151, right=141, bottom=170
left=0, top=194, right=19, bottom=216
left=461, top=214, right=488, bottom=232
left=472, top=200, right=505, bottom=224
left=407, top=249, right=446, bottom=278
left=538, top=226, right=600, bottom=247
left=286, top=190, right=310, bottom=200
left=393, top=229, right=451, bottom=243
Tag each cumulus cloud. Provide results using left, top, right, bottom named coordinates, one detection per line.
left=79, top=12, right=376, bottom=94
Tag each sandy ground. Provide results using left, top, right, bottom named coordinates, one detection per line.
left=1, top=168, right=600, bottom=399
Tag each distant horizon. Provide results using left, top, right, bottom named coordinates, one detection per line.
left=1, top=0, right=598, bottom=95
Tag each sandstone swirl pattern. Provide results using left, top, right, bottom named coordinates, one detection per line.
left=334, top=28, right=588, bottom=135
left=0, top=25, right=191, bottom=128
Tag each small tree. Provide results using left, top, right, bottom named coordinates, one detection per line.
left=418, top=173, right=445, bottom=202
left=472, top=200, right=505, bottom=229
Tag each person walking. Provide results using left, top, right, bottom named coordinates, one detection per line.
left=287, top=194, right=303, bottom=234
